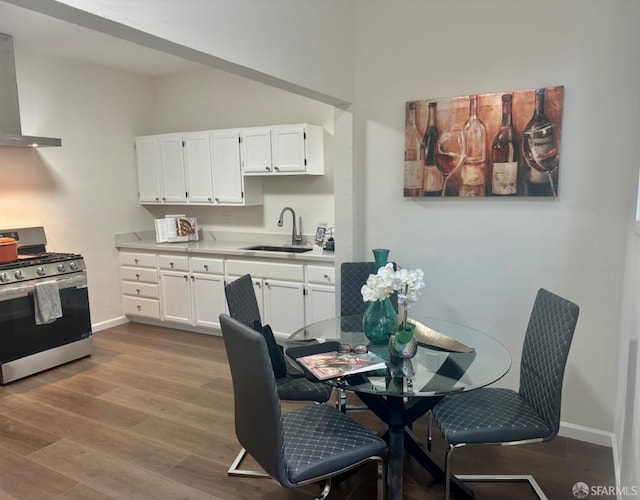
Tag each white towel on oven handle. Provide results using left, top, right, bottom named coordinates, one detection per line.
left=34, top=280, right=63, bottom=325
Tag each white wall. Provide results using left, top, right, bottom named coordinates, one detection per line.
left=617, top=226, right=640, bottom=490
left=0, top=44, right=156, bottom=325
left=9, top=0, right=356, bottom=105
left=353, top=0, right=640, bottom=437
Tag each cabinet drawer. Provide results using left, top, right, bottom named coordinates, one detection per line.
left=121, top=281, right=159, bottom=299
left=121, top=266, right=158, bottom=283
left=119, top=252, right=157, bottom=268
left=306, top=265, right=335, bottom=285
left=158, top=254, right=189, bottom=271
left=190, top=256, right=224, bottom=274
left=123, top=296, right=160, bottom=319
left=226, top=259, right=303, bottom=281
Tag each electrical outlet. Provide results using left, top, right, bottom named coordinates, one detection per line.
left=222, top=215, right=232, bottom=225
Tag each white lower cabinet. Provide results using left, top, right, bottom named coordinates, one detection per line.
left=226, top=259, right=305, bottom=337
left=158, top=255, right=226, bottom=330
left=305, top=265, right=336, bottom=324
left=120, top=252, right=160, bottom=319
left=120, top=250, right=334, bottom=336
left=263, top=279, right=305, bottom=335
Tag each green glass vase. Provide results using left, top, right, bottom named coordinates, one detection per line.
left=362, top=248, right=398, bottom=345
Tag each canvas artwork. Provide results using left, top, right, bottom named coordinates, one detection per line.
left=403, top=85, right=564, bottom=198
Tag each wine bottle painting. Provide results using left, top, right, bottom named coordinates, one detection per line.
left=403, top=86, right=564, bottom=198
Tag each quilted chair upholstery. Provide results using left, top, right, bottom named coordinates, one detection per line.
left=340, top=262, right=398, bottom=317
left=220, top=314, right=386, bottom=499
left=224, top=275, right=333, bottom=477
left=431, top=288, right=580, bottom=499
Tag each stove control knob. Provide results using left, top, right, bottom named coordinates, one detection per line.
left=14, top=270, right=24, bottom=280
left=57, top=263, right=66, bottom=272
left=69, top=261, right=78, bottom=271
left=0, top=272, right=9, bottom=282
left=37, top=267, right=46, bottom=276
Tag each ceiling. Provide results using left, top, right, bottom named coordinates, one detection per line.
left=0, top=1, right=205, bottom=77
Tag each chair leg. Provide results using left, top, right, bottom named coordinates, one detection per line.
left=336, top=388, right=368, bottom=413
left=315, top=479, right=332, bottom=500
left=227, top=447, right=270, bottom=478
left=444, top=443, right=462, bottom=500
left=444, top=443, right=549, bottom=500
left=376, top=456, right=386, bottom=500
left=427, top=410, right=433, bottom=451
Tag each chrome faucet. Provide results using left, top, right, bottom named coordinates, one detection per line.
left=277, top=206, right=303, bottom=246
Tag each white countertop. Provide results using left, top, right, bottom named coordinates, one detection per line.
left=115, top=230, right=335, bottom=263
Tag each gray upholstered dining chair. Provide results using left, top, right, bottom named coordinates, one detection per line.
left=338, top=262, right=398, bottom=413
left=220, top=314, right=386, bottom=500
left=430, top=288, right=580, bottom=500
left=224, top=274, right=333, bottom=476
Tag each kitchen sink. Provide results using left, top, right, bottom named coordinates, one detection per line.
left=242, top=244, right=313, bottom=253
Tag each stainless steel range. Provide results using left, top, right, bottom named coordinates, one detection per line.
left=0, top=227, right=92, bottom=384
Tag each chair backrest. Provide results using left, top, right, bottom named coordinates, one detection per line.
left=219, top=314, right=286, bottom=483
left=225, top=274, right=261, bottom=328
left=341, top=262, right=398, bottom=316
left=518, top=288, right=579, bottom=439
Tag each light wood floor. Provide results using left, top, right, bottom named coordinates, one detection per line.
left=0, top=322, right=615, bottom=499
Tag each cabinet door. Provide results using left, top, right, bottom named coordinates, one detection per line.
left=263, top=279, right=305, bottom=336
left=271, top=126, right=307, bottom=173
left=242, top=127, right=272, bottom=174
left=135, top=136, right=162, bottom=203
left=158, top=133, right=187, bottom=203
left=305, top=284, right=336, bottom=325
left=211, top=130, right=244, bottom=204
left=160, top=270, right=191, bottom=324
left=184, top=131, right=214, bottom=204
left=191, top=273, right=226, bottom=329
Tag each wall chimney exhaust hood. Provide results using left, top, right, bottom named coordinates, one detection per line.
left=0, top=33, right=61, bottom=148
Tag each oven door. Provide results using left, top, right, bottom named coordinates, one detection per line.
left=0, top=273, right=92, bottom=364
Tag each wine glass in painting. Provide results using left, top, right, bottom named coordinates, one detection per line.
left=434, top=123, right=466, bottom=197
left=522, top=88, right=561, bottom=197
left=522, top=124, right=560, bottom=197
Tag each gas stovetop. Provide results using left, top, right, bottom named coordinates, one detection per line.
left=0, top=252, right=86, bottom=285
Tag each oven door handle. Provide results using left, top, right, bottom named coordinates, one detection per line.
left=0, top=273, right=87, bottom=301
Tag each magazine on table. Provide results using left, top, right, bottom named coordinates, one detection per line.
left=296, top=350, right=388, bottom=381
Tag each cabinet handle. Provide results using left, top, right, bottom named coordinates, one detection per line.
left=324, top=274, right=330, bottom=281
left=137, top=305, right=141, bottom=311
left=191, top=276, right=195, bottom=282
left=255, top=281, right=261, bottom=288
left=183, top=275, right=188, bottom=281
left=265, top=166, right=270, bottom=171
left=208, top=197, right=212, bottom=202
left=274, top=166, right=279, bottom=171
left=162, top=197, right=166, bottom=201
left=136, top=288, right=141, bottom=295
left=204, top=265, right=209, bottom=271
left=134, top=258, right=139, bottom=264
left=215, top=197, right=220, bottom=203
left=170, top=262, right=174, bottom=268
left=135, top=273, right=140, bottom=280
left=155, top=197, right=160, bottom=201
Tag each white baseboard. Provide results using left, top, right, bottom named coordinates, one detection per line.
left=91, top=316, right=129, bottom=332
left=559, top=421, right=614, bottom=447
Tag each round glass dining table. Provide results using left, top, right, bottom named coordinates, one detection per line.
left=287, top=315, right=511, bottom=500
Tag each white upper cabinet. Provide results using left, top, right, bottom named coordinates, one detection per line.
left=158, top=133, right=188, bottom=203
left=183, top=131, right=215, bottom=204
left=135, top=131, right=261, bottom=206
left=241, top=127, right=273, bottom=174
left=210, top=129, right=245, bottom=205
left=135, top=136, right=162, bottom=203
left=242, top=124, right=324, bottom=176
